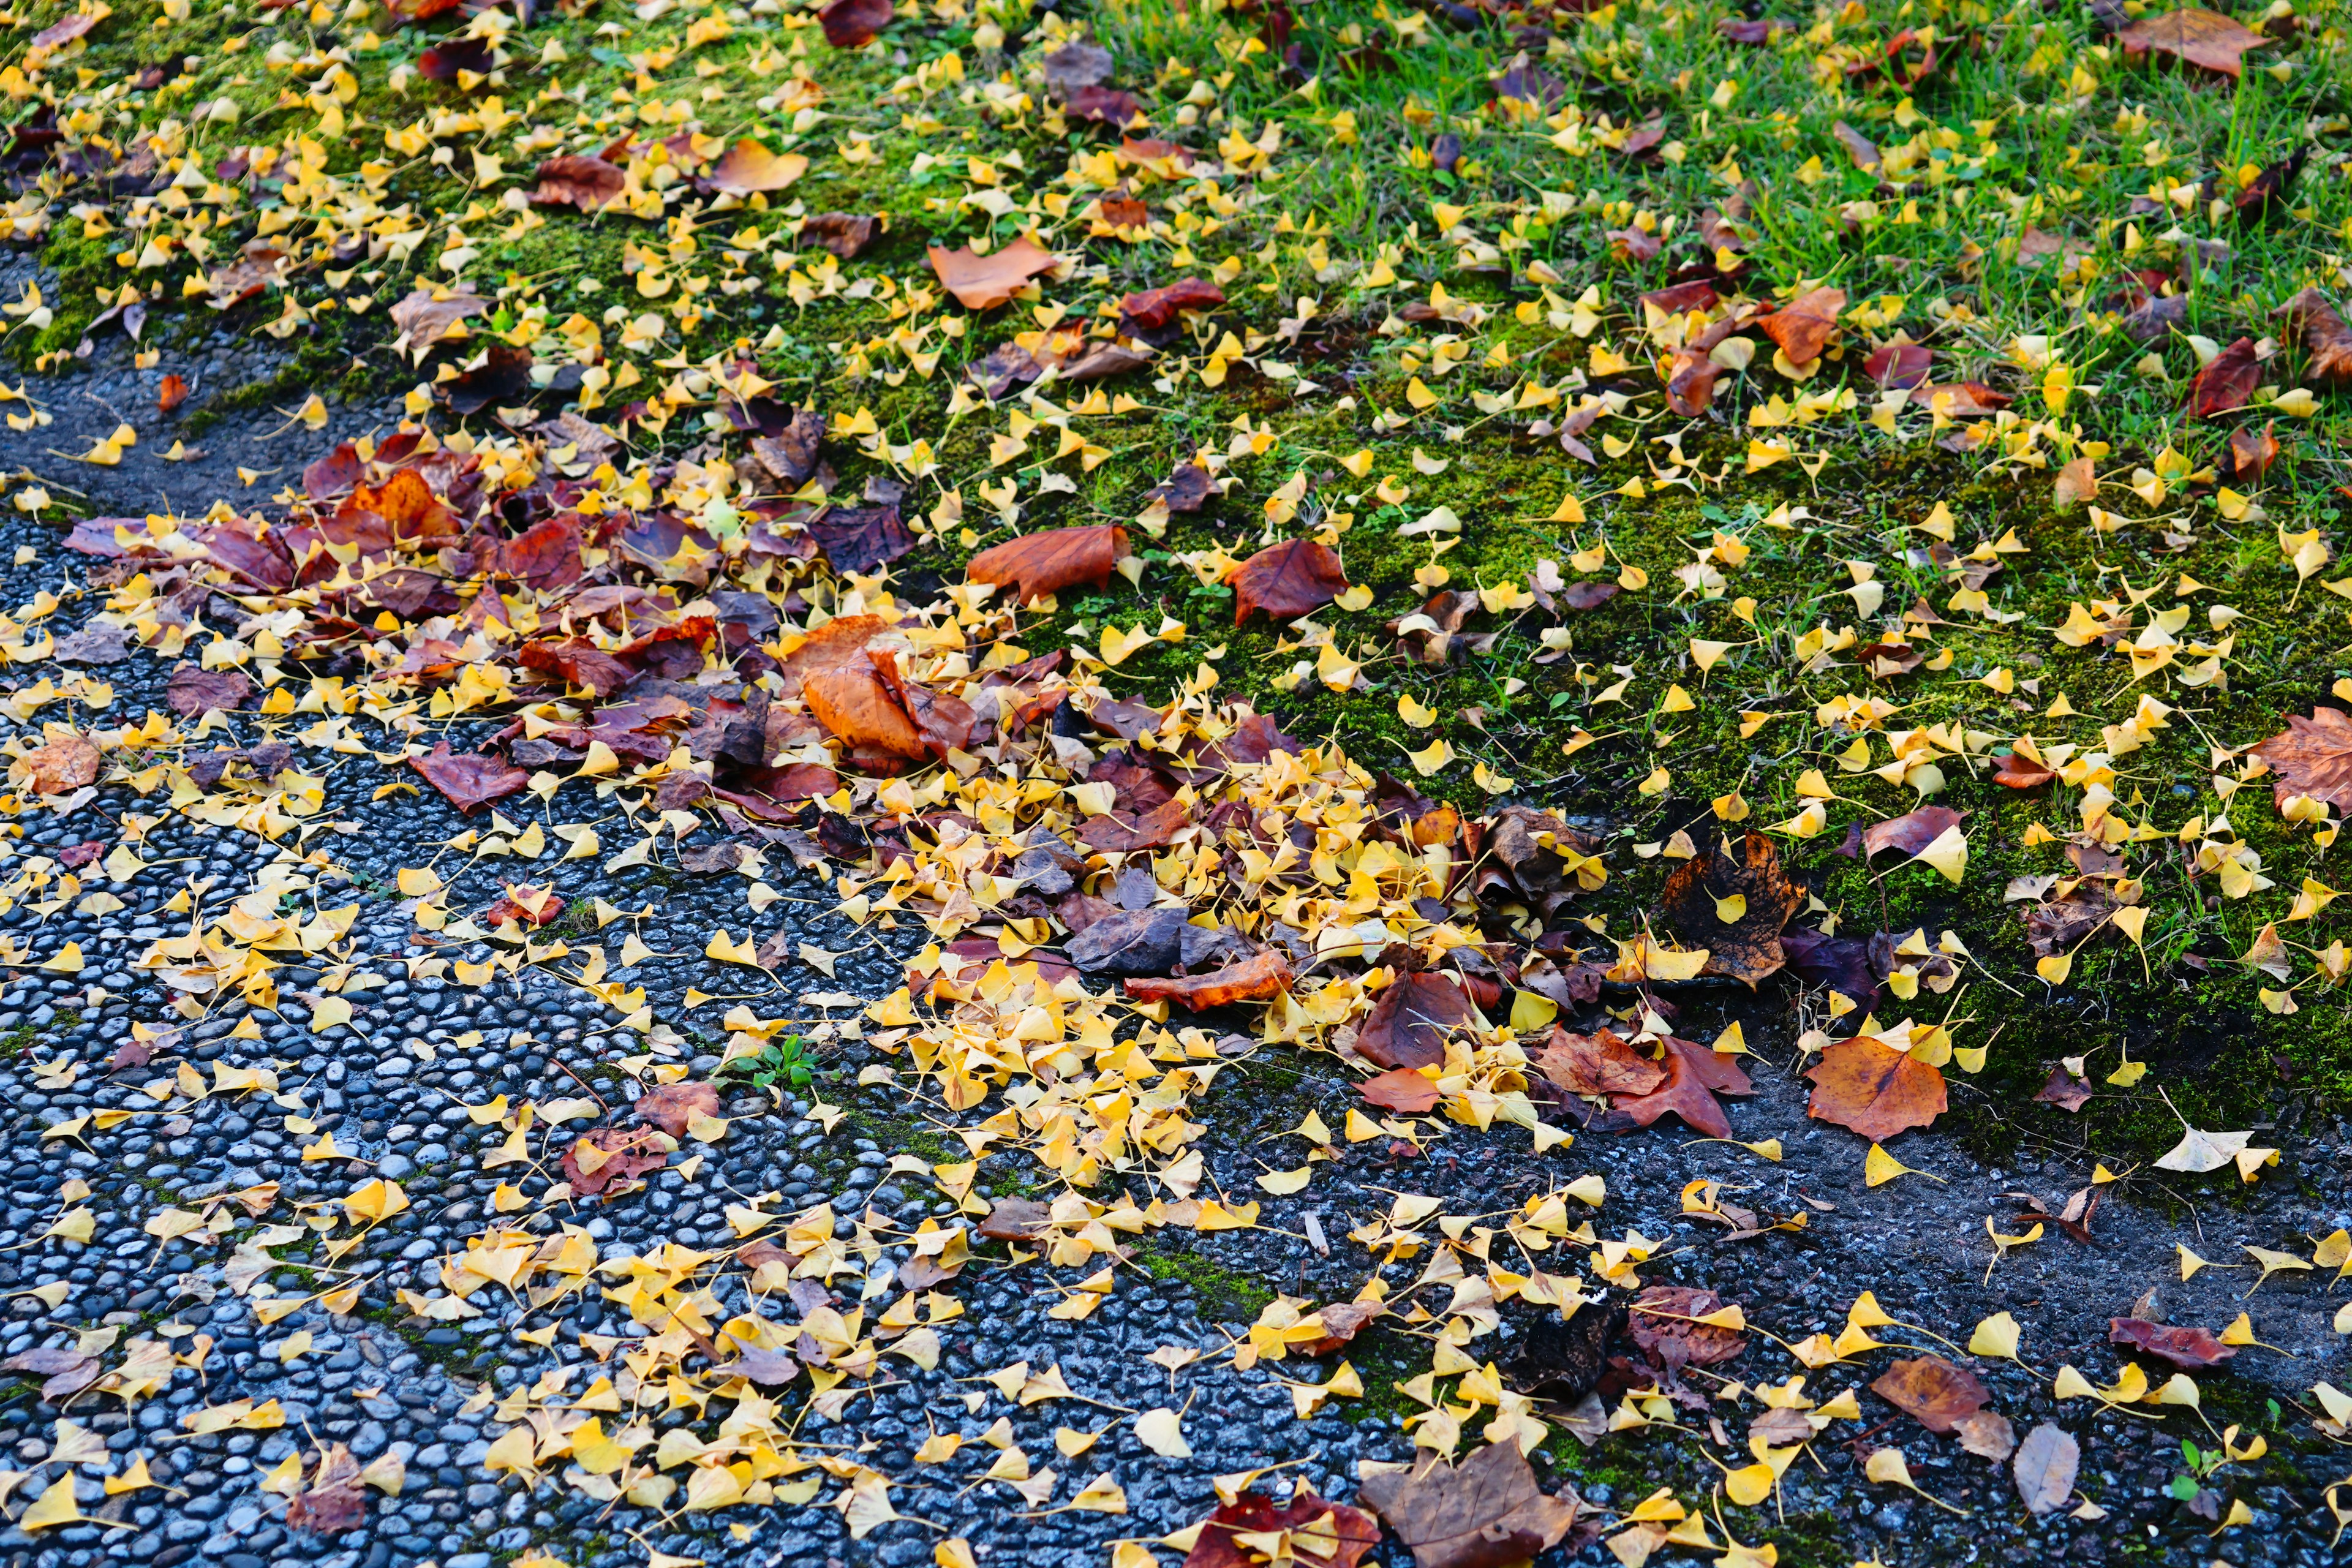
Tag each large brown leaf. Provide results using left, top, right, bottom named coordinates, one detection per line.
left=2185, top=336, right=2258, bottom=418
left=409, top=742, right=530, bottom=813
left=2118, top=7, right=2268, bottom=77
left=967, top=524, right=1127, bottom=604
left=1123, top=949, right=1292, bottom=1011
left=926, top=237, right=1057, bottom=310
left=1120, top=277, right=1226, bottom=332
left=561, top=1127, right=668, bottom=1197
left=2250, top=707, right=2352, bottom=812
left=1076, top=797, right=1191, bottom=853
left=1756, top=286, right=1846, bottom=367
left=1355, top=1441, right=1578, bottom=1568
left=2280, top=288, right=2352, bottom=383
left=1629, top=1284, right=1747, bottom=1371
left=1355, top=973, right=1477, bottom=1069
left=1355, top=1067, right=1442, bottom=1114
left=708, top=139, right=808, bottom=194
left=388, top=284, right=488, bottom=355
left=1804, top=1034, right=1947, bottom=1140
left=1658, top=831, right=1802, bottom=985
left=165, top=665, right=255, bottom=718
left=285, top=1444, right=367, bottom=1534
left=1531, top=1027, right=1666, bottom=1098
left=530, top=156, right=624, bottom=211
left=2108, top=1317, right=2236, bottom=1370
left=1606, top=1037, right=1746, bottom=1138
left=869, top=650, right=976, bottom=759
left=801, top=211, right=880, bottom=259
left=803, top=665, right=928, bottom=759
left=1230, top=539, right=1349, bottom=625
left=1871, top=1355, right=1989, bottom=1434
left=778, top=614, right=891, bottom=695
left=1185, top=1489, right=1380, bottom=1568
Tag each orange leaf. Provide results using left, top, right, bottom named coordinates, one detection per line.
left=926, top=237, right=1059, bottom=311
left=1804, top=1035, right=1948, bottom=1141
left=1229, top=538, right=1349, bottom=625
left=966, top=524, right=1128, bottom=605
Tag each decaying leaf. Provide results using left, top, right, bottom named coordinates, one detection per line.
left=285, top=1444, right=368, bottom=1535
left=1805, top=1035, right=1948, bottom=1141
left=1658, top=831, right=1802, bottom=985
left=409, top=742, right=531, bottom=813
left=2250, top=707, right=2352, bottom=813
left=2117, top=7, right=2269, bottom=78
left=561, top=1127, right=668, bottom=1197
left=1531, top=1027, right=1667, bottom=1099
left=1354, top=972, right=1478, bottom=1069
left=1123, top=949, right=1293, bottom=1011
left=2012, top=1422, right=2080, bottom=1515
left=1628, top=1284, right=1747, bottom=1371
left=1871, top=1355, right=1989, bottom=1434
left=1356, top=1067, right=1443, bottom=1114
left=633, top=1082, right=723, bottom=1138
left=1355, top=1439, right=1580, bottom=1568
left=818, top=0, right=892, bottom=48
left=1605, top=1038, right=1751, bottom=1140
left=1185, top=1488, right=1380, bottom=1568
left=19, top=735, right=100, bottom=795
left=2280, top=288, right=2352, bottom=383
left=2185, top=337, right=2258, bottom=418
left=2108, top=1317, right=2236, bottom=1370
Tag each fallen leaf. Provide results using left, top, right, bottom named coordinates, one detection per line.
left=1356, top=1067, right=1443, bottom=1114
left=1119, top=277, right=1226, bottom=333
left=1871, top=1355, right=1990, bottom=1434
left=634, top=1082, right=723, bottom=1138
left=2223, top=421, right=2280, bottom=483
left=802, top=664, right=928, bottom=760
left=977, top=1196, right=1050, bottom=1242
left=417, top=36, right=492, bottom=81
left=1355, top=972, right=1478, bottom=1070
left=1757, top=286, right=1847, bottom=367
left=1123, top=949, right=1293, bottom=1011
left=2117, top=7, right=2269, bottom=77
left=2185, top=337, right=2258, bottom=418
left=165, top=664, right=255, bottom=718
left=560, top=1128, right=668, bottom=1197
left=1861, top=805, right=1964, bottom=859
left=801, top=211, right=880, bottom=259
left=1864, top=341, right=1929, bottom=388
left=1659, top=831, right=1803, bottom=985
left=1956, top=1410, right=2017, bottom=1461
left=1805, top=1035, right=1948, bottom=1142
left=1606, top=1038, right=1750, bottom=1139
left=388, top=284, right=489, bottom=355
left=1531, top=1027, right=1667, bottom=1099
left=1229, top=538, right=1350, bottom=625
left=1294, top=1300, right=1385, bottom=1358
left=2280, top=287, right=2352, bottom=383
left=1065, top=906, right=1189, bottom=976
left=408, top=742, right=531, bottom=813
left=2034, top=1065, right=2093, bottom=1112
left=1629, top=1284, right=1747, bottom=1371
left=1355, top=1440, right=1578, bottom=1568
left=807, top=502, right=917, bottom=576
left=1150, top=462, right=1216, bottom=513
left=2250, top=707, right=2352, bottom=812
left=2012, top=1423, right=2079, bottom=1515
left=818, top=0, right=891, bottom=47
left=2153, top=1121, right=2253, bottom=1174
left=157, top=374, right=188, bottom=413
left=443, top=345, right=533, bottom=417
left=529, top=156, right=625, bottom=211
left=927, top=238, right=1058, bottom=311
left=709, top=139, right=809, bottom=194
left=967, top=524, right=1128, bottom=604
left=20, top=736, right=100, bottom=795
left=1185, top=1488, right=1380, bottom=1568
left=2108, top=1317, right=2236, bottom=1370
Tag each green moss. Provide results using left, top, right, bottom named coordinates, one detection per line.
left=1131, top=1238, right=1275, bottom=1322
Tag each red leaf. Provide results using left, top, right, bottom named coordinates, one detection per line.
left=1531, top=1027, right=1667, bottom=1099
left=819, top=0, right=892, bottom=47
left=165, top=665, right=255, bottom=718
left=2223, top=420, right=2281, bottom=483
left=2280, top=287, right=2352, bottom=383
left=2186, top=336, right=2258, bottom=418
left=1756, top=286, right=1847, bottom=368
left=1607, top=1038, right=1747, bottom=1139
left=1185, top=1490, right=1380, bottom=1568
left=1229, top=539, right=1349, bottom=625
left=409, top=742, right=531, bottom=813
left=560, top=1127, right=668, bottom=1197
left=803, top=664, right=929, bottom=760
left=1120, top=277, right=1226, bottom=331
left=2108, top=1317, right=2236, bottom=1370
left=1994, top=751, right=2056, bottom=788
left=483, top=886, right=565, bottom=929
left=1122, top=950, right=1294, bottom=1011
left=967, top=524, right=1128, bottom=605
left=1076, top=797, right=1193, bottom=853
left=1864, top=342, right=1932, bottom=390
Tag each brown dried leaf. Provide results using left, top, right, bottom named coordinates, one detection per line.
left=18, top=736, right=99, bottom=795
left=157, top=373, right=188, bottom=413
left=1355, top=1441, right=1577, bottom=1568
left=1861, top=804, right=1963, bottom=859
left=2118, top=7, right=2269, bottom=77
left=2280, top=287, right=2352, bottom=383
left=926, top=237, right=1058, bottom=311
left=2034, top=1065, right=2094, bottom=1112
left=802, top=665, right=928, bottom=760
left=709, top=139, right=809, bottom=194
left=165, top=664, right=255, bottom=718
left=1629, top=1284, right=1747, bottom=1370
left=800, top=211, right=880, bottom=259
left=2186, top=337, right=2259, bottom=418
left=634, top=1082, right=723, bottom=1138
left=1871, top=1355, right=1989, bottom=1434
left=1355, top=973, right=1477, bottom=1070
left=2013, top=1423, right=2079, bottom=1515
left=2108, top=1317, right=2237, bottom=1370
left=1956, top=1409, right=2018, bottom=1461
left=2223, top=420, right=2280, bottom=483
left=1804, top=1035, right=1948, bottom=1141
left=530, top=156, right=625, bottom=211
left=1658, top=831, right=1802, bottom=985
left=1293, top=1300, right=1385, bottom=1359
left=967, top=524, right=1128, bottom=604
left=1531, top=1027, right=1667, bottom=1099
left=1606, top=1038, right=1746, bottom=1139
left=1229, top=539, right=1349, bottom=625
left=1123, top=949, right=1293, bottom=1011
left=2249, top=707, right=2352, bottom=813
left=978, top=1196, right=1050, bottom=1242
left=388, top=284, right=488, bottom=355
left=561, top=1127, right=668, bottom=1197
left=1119, top=277, right=1226, bottom=332
left=1757, top=286, right=1846, bottom=367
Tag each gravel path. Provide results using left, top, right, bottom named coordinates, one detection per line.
left=0, top=456, right=2348, bottom=1568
